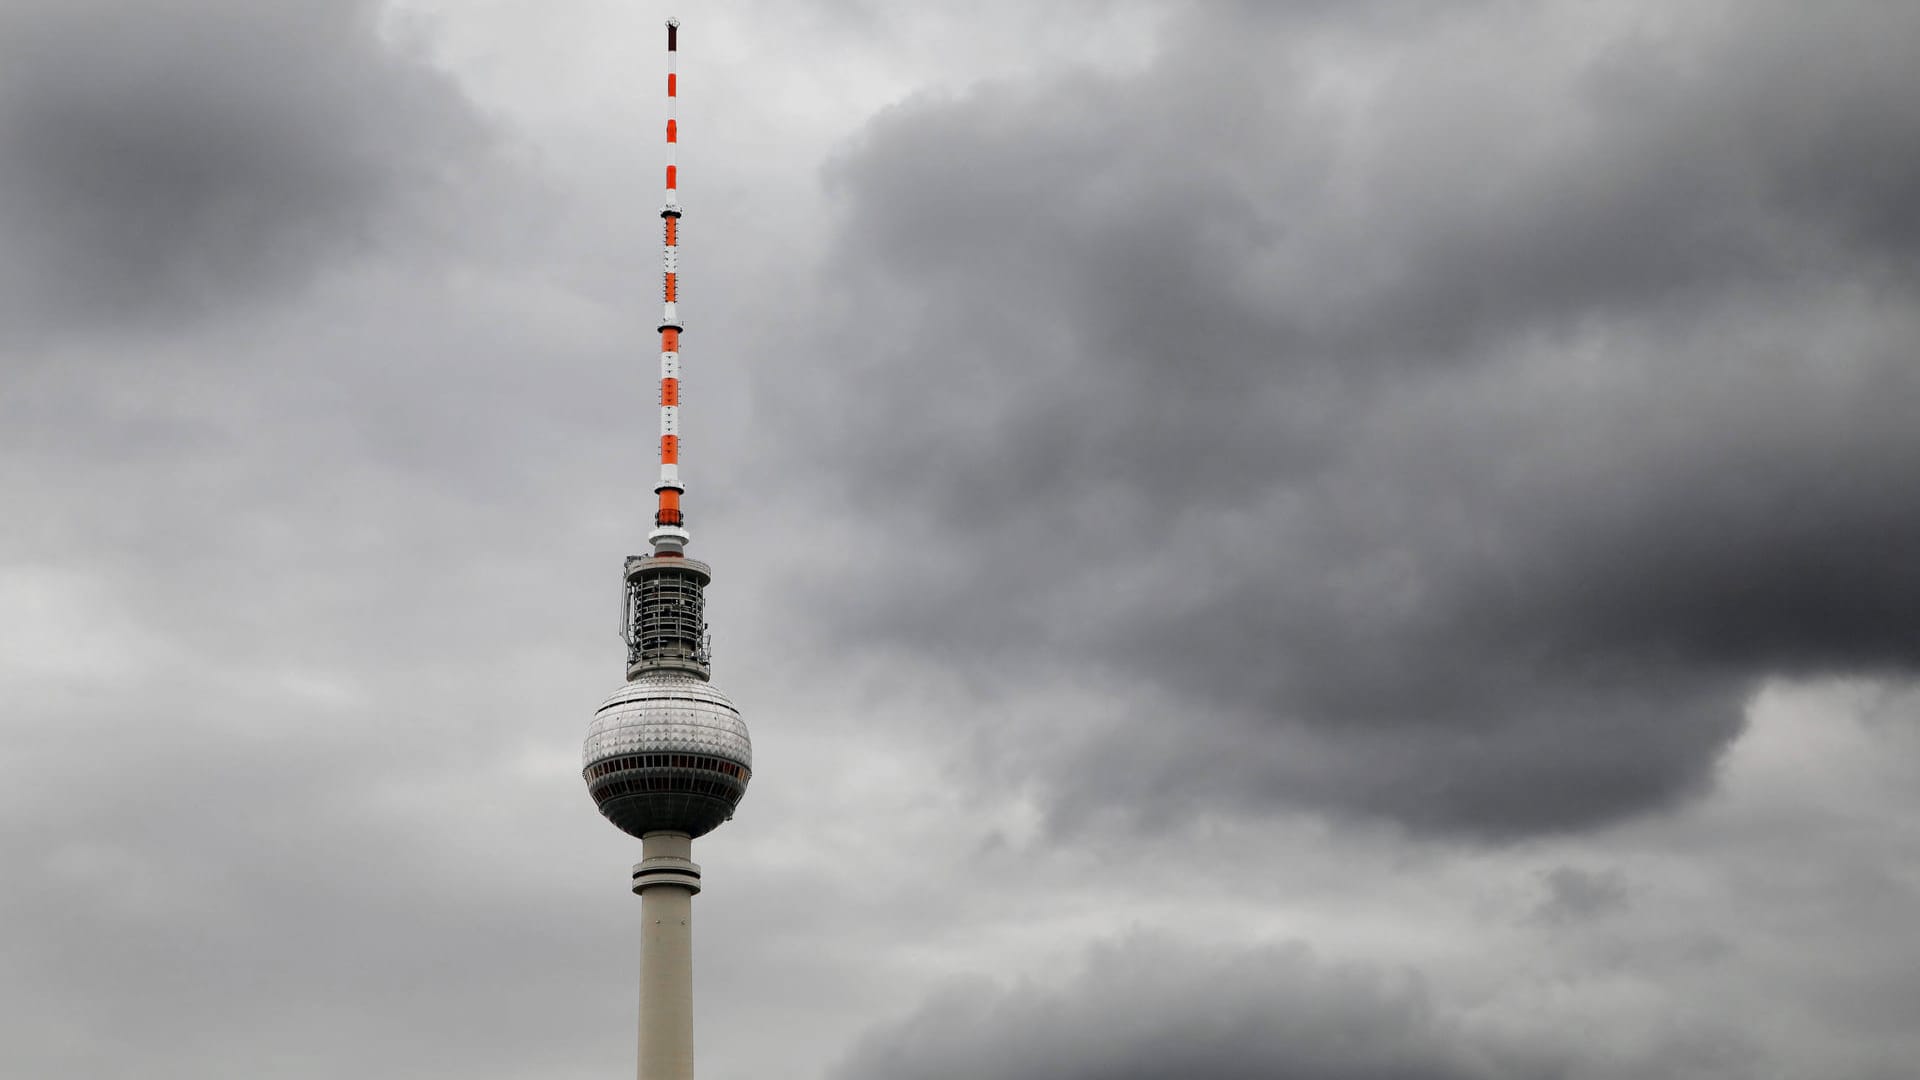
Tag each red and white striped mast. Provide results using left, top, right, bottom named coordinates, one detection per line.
left=650, top=16, right=689, bottom=557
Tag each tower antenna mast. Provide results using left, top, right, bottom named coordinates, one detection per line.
left=651, top=16, right=688, bottom=556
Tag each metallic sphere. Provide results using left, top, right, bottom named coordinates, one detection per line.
left=583, top=674, right=752, bottom=839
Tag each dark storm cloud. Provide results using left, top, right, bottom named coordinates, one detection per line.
left=0, top=6, right=589, bottom=1073
left=792, top=1, right=1920, bottom=836
left=830, top=935, right=1741, bottom=1080
left=836, top=940, right=1498, bottom=1080
left=0, top=0, right=483, bottom=340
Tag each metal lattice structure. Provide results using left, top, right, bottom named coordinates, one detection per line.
left=624, top=556, right=711, bottom=677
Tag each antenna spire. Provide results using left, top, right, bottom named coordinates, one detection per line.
left=650, top=16, right=689, bottom=556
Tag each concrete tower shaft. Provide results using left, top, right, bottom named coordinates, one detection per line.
left=635, top=833, right=700, bottom=1080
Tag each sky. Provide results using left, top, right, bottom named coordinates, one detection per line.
left=3, top=1, right=1918, bottom=1077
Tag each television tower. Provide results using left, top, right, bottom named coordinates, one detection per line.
left=582, top=19, right=752, bottom=1080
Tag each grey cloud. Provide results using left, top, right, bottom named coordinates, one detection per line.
left=1530, top=866, right=1631, bottom=926
left=1, top=673, right=646, bottom=1079
left=834, top=939, right=1513, bottom=1080
left=0, top=0, right=484, bottom=342
left=789, top=1, right=1920, bottom=836
left=831, top=935, right=1748, bottom=1080
left=4, top=3, right=1917, bottom=1077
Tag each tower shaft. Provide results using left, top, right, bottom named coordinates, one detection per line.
left=635, top=831, right=701, bottom=1080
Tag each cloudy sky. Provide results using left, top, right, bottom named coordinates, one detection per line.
left=4, top=1, right=1918, bottom=1077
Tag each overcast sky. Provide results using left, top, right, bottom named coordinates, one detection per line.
left=4, top=1, right=1918, bottom=1078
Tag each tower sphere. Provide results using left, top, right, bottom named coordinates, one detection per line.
left=583, top=674, right=752, bottom=839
